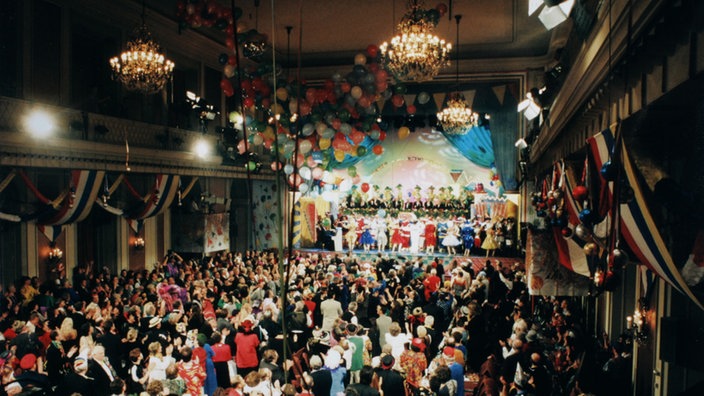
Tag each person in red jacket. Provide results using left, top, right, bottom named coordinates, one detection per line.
left=423, top=269, right=441, bottom=302
left=210, top=331, right=233, bottom=389
left=234, top=317, right=260, bottom=379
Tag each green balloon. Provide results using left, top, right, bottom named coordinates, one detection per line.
left=357, top=146, right=367, bottom=156
left=347, top=166, right=357, bottom=176
left=256, top=122, right=266, bottom=132
left=245, top=161, right=257, bottom=171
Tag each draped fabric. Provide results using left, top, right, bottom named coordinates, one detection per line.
left=589, top=129, right=704, bottom=310
left=123, top=175, right=180, bottom=227
left=441, top=125, right=495, bottom=168
left=553, top=162, right=591, bottom=277
left=39, top=170, right=105, bottom=226
left=292, top=200, right=301, bottom=248
left=38, top=225, right=63, bottom=243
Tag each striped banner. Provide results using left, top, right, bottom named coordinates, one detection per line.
left=125, top=175, right=180, bottom=221
left=40, top=170, right=105, bottom=226
left=554, top=162, right=592, bottom=277
left=589, top=129, right=704, bottom=310
left=292, top=200, right=301, bottom=248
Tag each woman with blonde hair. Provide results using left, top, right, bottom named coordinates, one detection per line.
left=384, top=322, right=410, bottom=363
left=146, top=341, right=175, bottom=382
left=59, top=317, right=78, bottom=350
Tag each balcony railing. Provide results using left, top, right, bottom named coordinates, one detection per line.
left=0, top=96, right=274, bottom=179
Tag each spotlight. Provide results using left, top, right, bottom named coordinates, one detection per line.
left=537, top=0, right=575, bottom=30
left=24, top=109, right=55, bottom=139
left=515, top=138, right=528, bottom=150
left=194, top=138, right=210, bottom=159
left=517, top=93, right=541, bottom=121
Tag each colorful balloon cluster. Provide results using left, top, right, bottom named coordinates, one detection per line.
left=176, top=1, right=268, bottom=65
left=229, top=46, right=403, bottom=191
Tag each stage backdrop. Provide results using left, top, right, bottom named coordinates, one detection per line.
left=338, top=126, right=494, bottom=198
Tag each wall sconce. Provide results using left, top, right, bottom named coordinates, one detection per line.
left=134, top=237, right=145, bottom=250
left=49, top=243, right=64, bottom=264
left=626, top=298, right=649, bottom=346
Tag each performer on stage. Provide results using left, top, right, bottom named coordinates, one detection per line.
left=375, top=217, right=388, bottom=252
left=390, top=221, right=403, bottom=253
left=359, top=222, right=375, bottom=253
left=400, top=219, right=411, bottom=252
left=481, top=222, right=499, bottom=257
left=460, top=219, right=475, bottom=257
left=424, top=218, right=437, bottom=254
left=441, top=220, right=461, bottom=255
left=409, top=220, right=424, bottom=254
left=345, top=215, right=358, bottom=252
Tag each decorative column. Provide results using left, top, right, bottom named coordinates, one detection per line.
left=22, top=223, right=38, bottom=278
left=144, top=216, right=158, bottom=270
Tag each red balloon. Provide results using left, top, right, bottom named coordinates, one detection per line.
left=220, top=78, right=234, bottom=97
left=227, top=55, right=237, bottom=66
left=225, top=24, right=235, bottom=36
left=572, top=185, right=588, bottom=201
left=361, top=182, right=370, bottom=193
left=372, top=145, right=384, bottom=155
left=379, top=131, right=387, bottom=141
left=350, top=130, right=366, bottom=145
left=299, top=100, right=312, bottom=116
left=391, top=94, right=404, bottom=108
left=368, top=62, right=380, bottom=74
left=406, top=104, right=417, bottom=115
left=240, top=80, right=252, bottom=91
left=340, top=82, right=351, bottom=93
left=366, top=44, right=379, bottom=58
left=225, top=37, right=235, bottom=49
left=243, top=97, right=255, bottom=108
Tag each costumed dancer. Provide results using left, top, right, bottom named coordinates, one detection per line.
left=424, top=218, right=437, bottom=254
left=345, top=215, right=358, bottom=252
left=441, top=220, right=462, bottom=255
left=400, top=219, right=411, bottom=252
left=436, top=219, right=448, bottom=252
left=390, top=221, right=404, bottom=253
left=360, top=222, right=375, bottom=253
left=409, top=220, right=424, bottom=254
left=460, top=219, right=475, bottom=257
left=481, top=222, right=499, bottom=257
left=375, top=217, right=388, bottom=252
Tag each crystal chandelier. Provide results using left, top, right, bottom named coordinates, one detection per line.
left=438, top=93, right=477, bottom=135
left=437, top=15, right=475, bottom=135
left=109, top=3, right=174, bottom=94
left=379, top=0, right=452, bottom=82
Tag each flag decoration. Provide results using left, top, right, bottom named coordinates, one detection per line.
left=124, top=175, right=180, bottom=221
left=589, top=129, right=704, bottom=310
left=39, top=170, right=105, bottom=226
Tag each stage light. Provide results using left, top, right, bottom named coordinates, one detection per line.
left=517, top=93, right=541, bottom=121
left=24, top=109, right=55, bottom=139
left=194, top=138, right=210, bottom=159
left=538, top=0, right=575, bottom=30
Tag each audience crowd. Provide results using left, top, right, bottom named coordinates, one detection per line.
left=0, top=249, right=632, bottom=396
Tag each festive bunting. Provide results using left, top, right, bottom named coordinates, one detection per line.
left=492, top=85, right=506, bottom=106
left=589, top=129, right=704, bottom=310
left=40, top=170, right=105, bottom=226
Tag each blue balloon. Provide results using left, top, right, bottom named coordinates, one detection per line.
left=377, top=209, right=387, bottom=218
left=601, top=161, right=617, bottom=181
left=579, top=209, right=594, bottom=225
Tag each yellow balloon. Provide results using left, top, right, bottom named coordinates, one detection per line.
left=276, top=87, right=289, bottom=102
left=319, top=138, right=331, bottom=150
left=398, top=126, right=410, bottom=140
left=263, top=126, right=275, bottom=140
left=270, top=103, right=284, bottom=116
left=334, top=149, right=345, bottom=162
